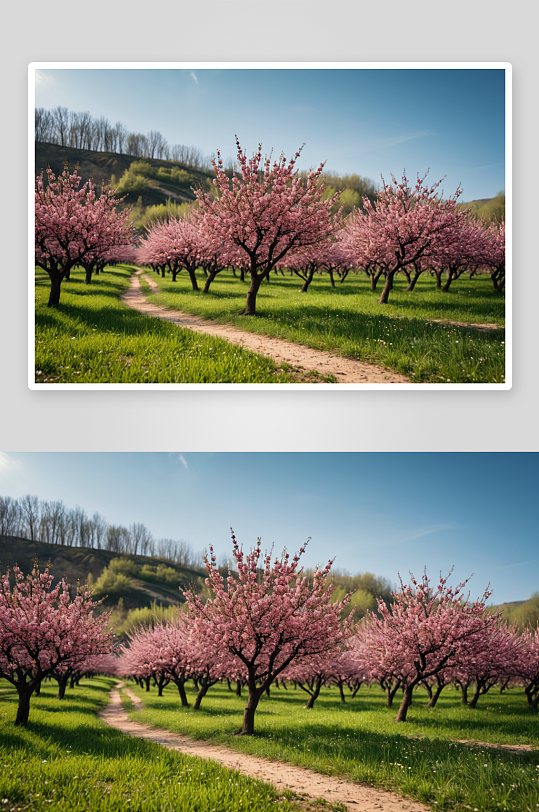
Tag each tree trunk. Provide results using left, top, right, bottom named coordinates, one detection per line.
left=377, top=272, right=394, bottom=305
left=426, top=683, right=445, bottom=709
left=469, top=686, right=481, bottom=708
left=328, top=270, right=335, bottom=287
left=241, top=685, right=264, bottom=735
left=236, top=681, right=242, bottom=697
left=187, top=267, right=199, bottom=291
left=305, top=677, right=323, bottom=709
left=176, top=679, right=189, bottom=707
left=422, top=681, right=433, bottom=700
left=339, top=683, right=346, bottom=703
left=434, top=270, right=443, bottom=289
left=144, top=676, right=151, bottom=692
left=47, top=274, right=63, bottom=308
left=15, top=684, right=34, bottom=727
left=240, top=270, right=264, bottom=316
left=442, top=272, right=453, bottom=292
left=57, top=673, right=70, bottom=699
left=34, top=680, right=41, bottom=697
left=300, top=269, right=315, bottom=292
left=193, top=683, right=209, bottom=710
left=203, top=270, right=218, bottom=294
left=395, top=684, right=414, bottom=722
left=406, top=272, right=421, bottom=292
left=386, top=682, right=400, bottom=708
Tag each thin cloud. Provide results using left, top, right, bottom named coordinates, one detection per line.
left=494, top=559, right=537, bottom=570
left=361, top=130, right=433, bottom=154
left=178, top=455, right=189, bottom=470
left=383, top=130, right=433, bottom=148
left=468, top=162, right=502, bottom=172
left=190, top=71, right=199, bottom=85
left=402, top=523, right=457, bottom=543
left=0, top=453, right=22, bottom=473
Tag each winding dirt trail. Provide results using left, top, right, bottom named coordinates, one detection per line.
left=100, top=682, right=431, bottom=811
left=121, top=271, right=410, bottom=384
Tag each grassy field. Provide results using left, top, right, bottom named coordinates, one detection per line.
left=134, top=268, right=505, bottom=384
left=34, top=266, right=331, bottom=384
left=122, top=680, right=539, bottom=812
left=34, top=265, right=505, bottom=385
left=0, top=678, right=335, bottom=812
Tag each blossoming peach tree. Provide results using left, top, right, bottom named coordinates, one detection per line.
left=195, top=138, right=341, bottom=316
left=184, top=530, right=353, bottom=734
left=0, top=562, right=113, bottom=725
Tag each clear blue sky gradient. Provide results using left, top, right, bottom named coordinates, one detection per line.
left=34, top=66, right=506, bottom=203
left=0, top=452, right=534, bottom=606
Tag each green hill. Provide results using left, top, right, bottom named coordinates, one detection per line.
left=34, top=142, right=213, bottom=209
left=0, top=535, right=205, bottom=614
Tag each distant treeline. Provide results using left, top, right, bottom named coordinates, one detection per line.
left=0, top=493, right=202, bottom=568
left=35, top=106, right=212, bottom=171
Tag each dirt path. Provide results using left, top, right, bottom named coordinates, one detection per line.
left=100, top=682, right=431, bottom=811
left=428, top=318, right=503, bottom=332
left=121, top=272, right=410, bottom=384
left=452, top=738, right=538, bottom=754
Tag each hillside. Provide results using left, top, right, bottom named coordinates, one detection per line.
left=34, top=142, right=214, bottom=208
left=0, top=535, right=206, bottom=613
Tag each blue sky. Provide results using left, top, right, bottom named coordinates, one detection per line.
left=0, top=452, right=534, bottom=605
left=34, top=65, right=506, bottom=203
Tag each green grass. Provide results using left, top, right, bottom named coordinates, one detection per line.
left=34, top=265, right=505, bottom=384
left=123, top=681, right=539, bottom=812
left=140, top=268, right=506, bottom=383
left=0, top=678, right=334, bottom=812
left=34, top=266, right=323, bottom=384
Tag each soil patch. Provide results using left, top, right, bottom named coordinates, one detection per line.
left=101, top=683, right=431, bottom=812
left=121, top=272, right=410, bottom=384
left=453, top=738, right=538, bottom=754
left=428, top=318, right=503, bottom=332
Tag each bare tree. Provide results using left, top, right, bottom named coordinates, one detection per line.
left=115, top=121, right=128, bottom=154
left=52, top=106, right=70, bottom=146
left=35, top=108, right=53, bottom=143
left=0, top=496, right=21, bottom=536
left=19, top=494, right=40, bottom=541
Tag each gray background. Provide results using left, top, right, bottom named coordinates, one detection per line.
left=3, top=1, right=534, bottom=452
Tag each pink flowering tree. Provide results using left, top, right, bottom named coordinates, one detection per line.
left=0, top=562, right=113, bottom=726
left=514, top=626, right=539, bottom=708
left=454, top=619, right=518, bottom=708
left=123, top=624, right=173, bottom=697
left=481, top=221, right=506, bottom=292
left=351, top=621, right=414, bottom=707
left=428, top=213, right=485, bottom=292
left=360, top=569, right=495, bottom=722
left=285, top=239, right=349, bottom=293
left=350, top=171, right=463, bottom=304
left=195, top=137, right=341, bottom=315
left=35, top=164, right=135, bottom=307
left=184, top=530, right=353, bottom=734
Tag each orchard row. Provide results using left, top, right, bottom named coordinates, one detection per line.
left=35, top=139, right=505, bottom=313
left=1, top=533, right=536, bottom=735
